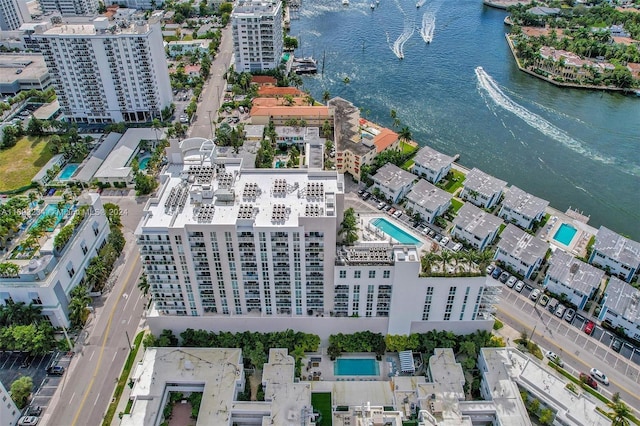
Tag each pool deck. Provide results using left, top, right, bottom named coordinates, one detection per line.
left=538, top=206, right=597, bottom=258
left=359, top=213, right=428, bottom=251
left=301, top=352, right=393, bottom=383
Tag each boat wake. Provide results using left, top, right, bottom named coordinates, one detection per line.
left=416, top=0, right=427, bottom=7
left=419, top=12, right=435, bottom=43
left=475, top=66, right=640, bottom=177
left=391, top=18, right=415, bottom=59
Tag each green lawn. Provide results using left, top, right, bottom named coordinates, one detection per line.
left=401, top=159, right=414, bottom=170
left=0, top=136, right=53, bottom=192
left=312, top=392, right=332, bottom=426
left=498, top=223, right=507, bottom=235
left=442, top=169, right=465, bottom=194
left=450, top=198, right=464, bottom=214
left=399, top=140, right=417, bottom=155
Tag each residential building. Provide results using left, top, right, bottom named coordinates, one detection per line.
left=31, top=153, right=65, bottom=186
left=411, top=145, right=454, bottom=184
left=599, top=277, right=640, bottom=341
left=0, top=379, right=20, bottom=426
left=495, top=224, right=548, bottom=279
left=451, top=203, right=503, bottom=251
left=166, top=39, right=212, bottom=58
left=589, top=226, right=640, bottom=282
left=543, top=250, right=604, bottom=310
left=459, top=168, right=506, bottom=210
left=0, top=53, right=50, bottom=95
left=404, top=179, right=452, bottom=224
left=498, top=186, right=548, bottom=230
left=0, top=0, right=30, bottom=31
left=370, top=163, right=415, bottom=204
left=232, top=0, right=283, bottom=73
left=34, top=16, right=172, bottom=124
left=38, top=0, right=98, bottom=16
left=479, top=347, right=610, bottom=426
left=249, top=105, right=332, bottom=126
left=0, top=194, right=111, bottom=327
left=116, top=0, right=161, bottom=10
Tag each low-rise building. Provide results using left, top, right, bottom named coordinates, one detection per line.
left=498, top=186, right=548, bottom=230
left=589, top=226, right=640, bottom=283
left=543, top=250, right=604, bottom=310
left=495, top=224, right=548, bottom=279
left=242, top=124, right=264, bottom=141
left=599, top=277, right=640, bottom=341
left=249, top=104, right=332, bottom=126
left=404, top=179, right=452, bottom=224
left=0, top=54, right=51, bottom=95
left=0, top=194, right=110, bottom=327
left=31, top=154, right=65, bottom=186
left=459, top=168, right=506, bottom=210
left=451, top=203, right=503, bottom=251
left=166, top=39, right=212, bottom=57
left=371, top=163, right=415, bottom=204
left=411, top=145, right=454, bottom=184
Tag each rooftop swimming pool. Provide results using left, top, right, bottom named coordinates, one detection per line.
left=553, top=223, right=578, bottom=246
left=334, top=359, right=379, bottom=376
left=371, top=217, right=421, bottom=245
left=30, top=204, right=69, bottom=232
left=58, top=164, right=79, bottom=180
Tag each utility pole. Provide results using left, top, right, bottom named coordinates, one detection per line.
left=125, top=330, right=133, bottom=351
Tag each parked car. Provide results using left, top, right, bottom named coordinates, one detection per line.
left=547, top=298, right=559, bottom=313
left=452, top=243, right=463, bottom=252
left=491, top=267, right=503, bottom=279
left=362, top=192, right=371, bottom=200
left=427, top=229, right=436, bottom=238
left=18, top=417, right=39, bottom=426
left=24, top=406, right=42, bottom=417
left=584, top=320, right=595, bottom=335
left=179, top=114, right=189, bottom=123
left=393, top=210, right=403, bottom=218
left=383, top=205, right=392, bottom=212
left=530, top=289, right=541, bottom=301
left=46, top=365, right=65, bottom=376
left=486, top=265, right=495, bottom=275
left=377, top=201, right=386, bottom=210
left=539, top=294, right=549, bottom=307
left=611, top=338, right=623, bottom=353
left=514, top=280, right=525, bottom=292
left=434, top=234, right=442, bottom=242
left=421, top=227, right=430, bottom=236
left=506, top=276, right=517, bottom=287
left=499, top=272, right=510, bottom=284
left=545, top=351, right=564, bottom=367
left=555, top=304, right=566, bottom=318
left=439, top=236, right=449, bottom=246
left=563, top=308, right=575, bottom=323
left=388, top=207, right=396, bottom=215
left=357, top=189, right=365, bottom=196
left=579, top=372, right=598, bottom=390
left=589, top=368, right=609, bottom=385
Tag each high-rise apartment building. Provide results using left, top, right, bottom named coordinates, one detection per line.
left=38, top=0, right=98, bottom=16
left=232, top=0, right=283, bottom=72
left=0, top=0, right=30, bottom=31
left=34, top=16, right=172, bottom=124
left=137, top=138, right=500, bottom=337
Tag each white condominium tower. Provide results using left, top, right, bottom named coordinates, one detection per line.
left=0, top=0, right=30, bottom=31
left=34, top=16, right=172, bottom=124
left=137, top=138, right=344, bottom=317
left=38, top=0, right=98, bottom=16
left=232, top=0, right=283, bottom=73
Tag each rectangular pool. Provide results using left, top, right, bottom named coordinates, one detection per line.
left=334, top=359, right=379, bottom=376
left=58, top=164, right=79, bottom=180
left=372, top=217, right=421, bottom=245
left=553, top=223, right=577, bottom=246
left=30, top=204, right=69, bottom=231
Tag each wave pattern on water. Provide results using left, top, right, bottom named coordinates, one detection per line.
left=391, top=18, right=415, bottom=58
left=475, top=67, right=639, bottom=177
left=419, top=12, right=435, bottom=43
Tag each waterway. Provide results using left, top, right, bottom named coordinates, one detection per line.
left=291, top=0, right=640, bottom=239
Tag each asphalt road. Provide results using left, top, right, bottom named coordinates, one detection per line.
left=496, top=284, right=640, bottom=414
left=189, top=25, right=233, bottom=139
left=43, top=196, right=146, bottom=426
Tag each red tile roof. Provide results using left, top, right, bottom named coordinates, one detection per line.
left=250, top=105, right=330, bottom=118
left=257, top=86, right=304, bottom=97
left=252, top=97, right=307, bottom=107
left=373, top=128, right=399, bottom=153
left=251, top=76, right=278, bottom=86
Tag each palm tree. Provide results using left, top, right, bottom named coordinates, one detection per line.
left=137, top=274, right=150, bottom=297
left=322, top=90, right=331, bottom=103
left=421, top=252, right=439, bottom=274
left=439, top=250, right=453, bottom=272
left=398, top=126, right=412, bottom=144
left=339, top=208, right=358, bottom=245
left=476, top=249, right=495, bottom=270
left=607, top=393, right=630, bottom=426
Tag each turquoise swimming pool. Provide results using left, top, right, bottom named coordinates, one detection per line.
left=58, top=164, right=79, bottom=180
left=553, top=223, right=577, bottom=246
left=334, top=359, right=379, bottom=376
left=30, top=204, right=69, bottom=231
left=138, top=157, right=151, bottom=170
left=372, top=217, right=421, bottom=245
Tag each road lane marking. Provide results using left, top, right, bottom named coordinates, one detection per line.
left=89, top=349, right=94, bottom=362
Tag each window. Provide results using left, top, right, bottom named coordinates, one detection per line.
left=339, top=270, right=346, bottom=279
left=354, top=271, right=361, bottom=279
left=369, top=270, right=376, bottom=279
left=81, top=241, right=88, bottom=255
left=383, top=270, right=390, bottom=279
left=92, top=222, right=100, bottom=236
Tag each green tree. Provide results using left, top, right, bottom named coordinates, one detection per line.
left=103, top=202, right=122, bottom=228
left=322, top=90, right=331, bottom=103
left=68, top=285, right=91, bottom=328
left=539, top=408, right=554, bottom=425
left=138, top=274, right=150, bottom=297
left=339, top=208, right=358, bottom=245
left=10, top=376, right=33, bottom=409
left=607, top=393, right=630, bottom=426
left=398, top=126, right=412, bottom=144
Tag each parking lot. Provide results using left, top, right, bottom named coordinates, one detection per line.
left=0, top=351, right=68, bottom=418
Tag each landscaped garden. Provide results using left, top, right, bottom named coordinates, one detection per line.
left=439, top=169, right=465, bottom=194
left=0, top=136, right=53, bottom=192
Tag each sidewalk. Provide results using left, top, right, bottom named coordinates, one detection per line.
left=493, top=318, right=523, bottom=348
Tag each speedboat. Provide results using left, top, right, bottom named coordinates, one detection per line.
left=342, top=0, right=349, bottom=5
left=416, top=2, right=420, bottom=7
left=370, top=3, right=375, bottom=8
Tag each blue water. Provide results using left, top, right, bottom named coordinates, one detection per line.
left=334, top=358, right=379, bottom=376
left=138, top=157, right=150, bottom=170
left=30, top=204, right=69, bottom=231
left=292, top=0, right=640, bottom=240
left=553, top=223, right=577, bottom=246
left=276, top=161, right=285, bottom=168
left=58, top=164, right=79, bottom=180
left=372, top=217, right=421, bottom=245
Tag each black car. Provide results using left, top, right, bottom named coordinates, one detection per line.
left=46, top=365, right=65, bottom=376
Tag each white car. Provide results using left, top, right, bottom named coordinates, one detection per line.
left=393, top=210, right=403, bottom=218
left=529, top=289, right=541, bottom=301
left=506, top=276, right=517, bottom=287
left=514, top=280, right=525, bottom=292
left=439, top=236, right=449, bottom=246
left=18, top=417, right=39, bottom=426
left=452, top=243, right=462, bottom=252
left=377, top=201, right=386, bottom=210
left=545, top=350, right=563, bottom=367
left=589, top=368, right=609, bottom=385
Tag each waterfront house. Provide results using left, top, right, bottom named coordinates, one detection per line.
left=404, top=179, right=452, bottom=224
left=0, top=194, right=110, bottom=327
left=498, top=186, right=549, bottom=230
left=589, top=226, right=640, bottom=282
left=249, top=104, right=332, bottom=126
left=495, top=224, right=548, bottom=279
left=543, top=250, right=605, bottom=310
left=411, top=145, right=454, bottom=184
left=599, top=277, right=640, bottom=342
left=371, top=163, right=416, bottom=204
left=459, top=168, right=507, bottom=210
left=451, top=203, right=503, bottom=251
